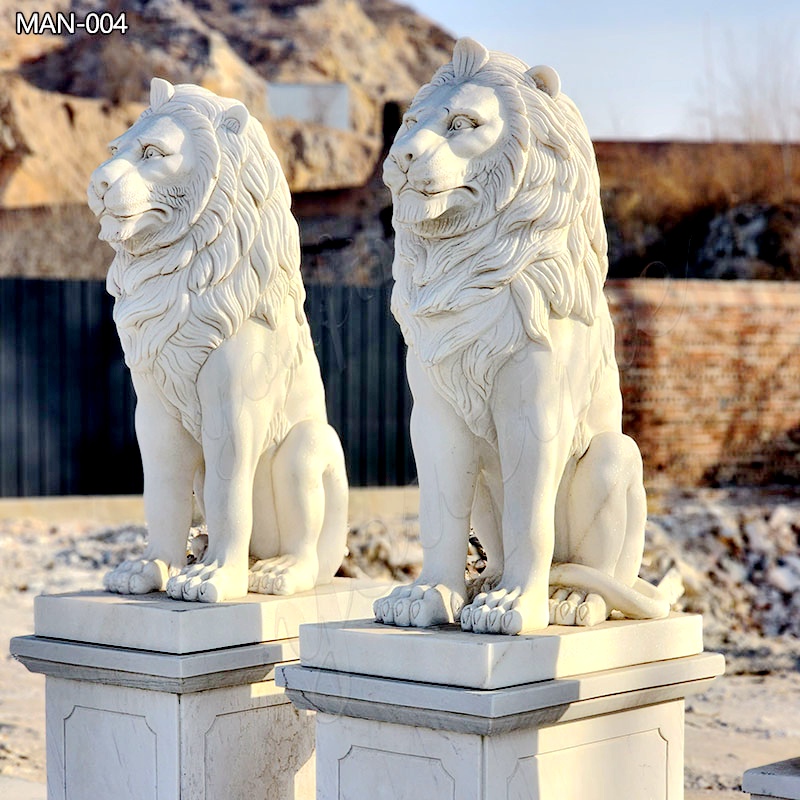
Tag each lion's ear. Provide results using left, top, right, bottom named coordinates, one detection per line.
left=453, top=37, right=490, bottom=78
left=526, top=65, right=561, bottom=99
left=150, top=77, right=175, bottom=110
left=220, top=103, right=249, bottom=135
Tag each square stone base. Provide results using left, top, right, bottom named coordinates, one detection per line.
left=278, top=614, right=724, bottom=800
left=745, top=759, right=800, bottom=799
left=316, top=700, right=684, bottom=800
left=10, top=579, right=389, bottom=800
left=44, top=675, right=314, bottom=800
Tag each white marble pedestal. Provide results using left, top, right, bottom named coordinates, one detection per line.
left=745, top=759, right=800, bottom=799
left=10, top=580, right=389, bottom=800
left=277, top=614, right=724, bottom=800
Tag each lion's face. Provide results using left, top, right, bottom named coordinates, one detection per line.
left=384, top=79, right=520, bottom=238
left=88, top=111, right=215, bottom=255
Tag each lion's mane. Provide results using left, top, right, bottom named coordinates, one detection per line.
left=390, top=43, right=611, bottom=444
left=106, top=85, right=307, bottom=441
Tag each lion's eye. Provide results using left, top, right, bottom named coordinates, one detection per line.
left=108, top=145, right=119, bottom=156
left=449, top=115, right=477, bottom=132
left=142, top=145, right=164, bottom=160
left=403, top=116, right=417, bottom=129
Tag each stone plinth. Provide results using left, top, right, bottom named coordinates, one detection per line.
left=278, top=614, right=724, bottom=800
left=10, top=579, right=389, bottom=800
left=744, top=759, right=800, bottom=799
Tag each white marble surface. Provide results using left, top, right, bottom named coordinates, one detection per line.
left=378, top=36, right=669, bottom=635
left=298, top=613, right=704, bottom=689
left=744, top=758, right=800, bottom=799
left=282, top=617, right=723, bottom=799
left=313, top=694, right=687, bottom=798
left=279, top=651, right=724, bottom=734
left=10, top=635, right=296, bottom=692
left=88, top=79, right=349, bottom=604
left=34, top=579, right=389, bottom=654
left=45, top=675, right=314, bottom=800
left=15, top=578, right=390, bottom=799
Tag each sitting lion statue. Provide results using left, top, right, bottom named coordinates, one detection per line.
left=88, top=78, right=348, bottom=603
left=376, top=39, right=671, bottom=634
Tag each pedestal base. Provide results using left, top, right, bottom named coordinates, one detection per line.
left=278, top=615, right=724, bottom=800
left=10, top=580, right=389, bottom=800
left=745, top=759, right=800, bottom=799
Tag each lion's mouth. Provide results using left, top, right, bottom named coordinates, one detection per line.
left=401, top=184, right=477, bottom=200
left=103, top=206, right=170, bottom=222
left=392, top=183, right=480, bottom=227
left=96, top=205, right=174, bottom=247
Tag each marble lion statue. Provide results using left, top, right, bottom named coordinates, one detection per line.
left=88, top=78, right=348, bottom=603
left=376, top=38, right=671, bottom=634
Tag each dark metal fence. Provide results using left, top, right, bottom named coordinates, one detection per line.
left=0, top=279, right=415, bottom=497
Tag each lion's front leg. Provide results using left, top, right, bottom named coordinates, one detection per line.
left=374, top=351, right=478, bottom=628
left=461, top=348, right=574, bottom=635
left=105, top=375, right=201, bottom=595
left=166, top=335, right=268, bottom=603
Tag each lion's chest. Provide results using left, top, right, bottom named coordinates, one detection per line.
left=393, top=279, right=529, bottom=442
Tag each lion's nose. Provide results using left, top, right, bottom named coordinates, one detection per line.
left=90, top=158, right=129, bottom=198
left=393, top=128, right=440, bottom=167
left=90, top=167, right=112, bottom=199
left=396, top=149, right=415, bottom=165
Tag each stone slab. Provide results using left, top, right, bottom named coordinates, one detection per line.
left=744, top=759, right=800, bottom=799
left=10, top=634, right=299, bottom=692
left=279, top=651, right=724, bottom=734
left=34, top=578, right=390, bottom=654
left=298, top=612, right=704, bottom=690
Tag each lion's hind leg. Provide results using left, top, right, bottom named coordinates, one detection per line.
left=548, top=432, right=669, bottom=625
left=249, top=420, right=347, bottom=596
left=561, top=431, right=646, bottom=583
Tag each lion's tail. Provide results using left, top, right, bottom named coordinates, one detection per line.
left=549, top=563, right=672, bottom=621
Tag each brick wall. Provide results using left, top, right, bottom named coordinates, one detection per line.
left=608, top=280, right=800, bottom=489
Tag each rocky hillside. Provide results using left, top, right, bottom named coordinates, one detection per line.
left=0, top=0, right=454, bottom=204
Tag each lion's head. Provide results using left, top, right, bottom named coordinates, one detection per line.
left=88, top=79, right=305, bottom=439
left=386, top=39, right=609, bottom=440
left=89, top=79, right=241, bottom=255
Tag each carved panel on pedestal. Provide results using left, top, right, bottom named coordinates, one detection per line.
left=64, top=706, right=157, bottom=800
left=507, top=729, right=669, bottom=799
left=338, top=747, right=456, bottom=800
left=202, top=703, right=315, bottom=800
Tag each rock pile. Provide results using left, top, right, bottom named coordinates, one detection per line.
left=642, top=489, right=800, bottom=668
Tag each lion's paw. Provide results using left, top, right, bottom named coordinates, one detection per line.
left=165, top=561, right=248, bottom=603
left=461, top=586, right=549, bottom=635
left=548, top=588, right=608, bottom=627
left=248, top=554, right=319, bottom=596
left=104, top=559, right=173, bottom=595
left=373, top=583, right=462, bottom=628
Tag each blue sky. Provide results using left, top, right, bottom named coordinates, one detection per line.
left=403, top=1, right=800, bottom=141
